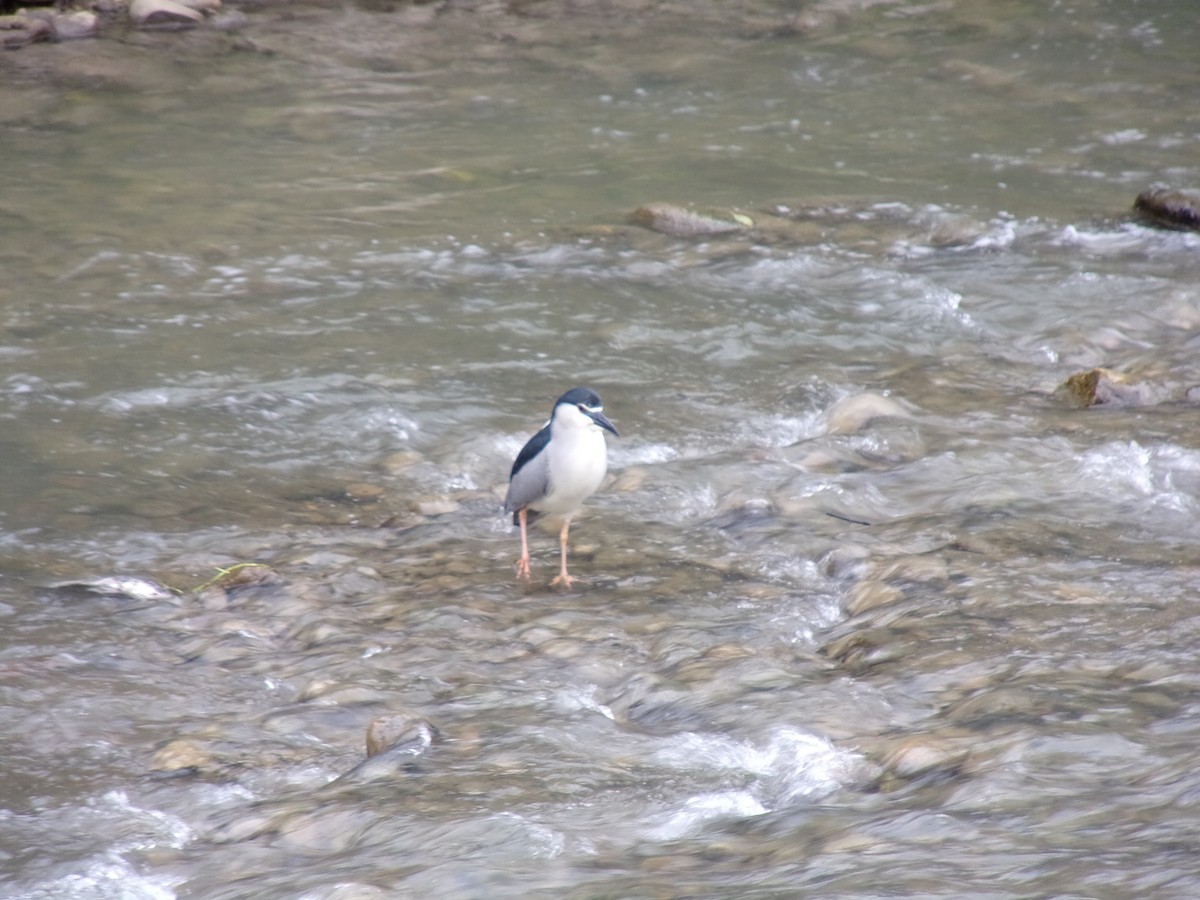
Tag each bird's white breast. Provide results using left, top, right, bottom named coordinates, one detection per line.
left=539, top=420, right=609, bottom=516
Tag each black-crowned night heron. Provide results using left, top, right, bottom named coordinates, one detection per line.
left=504, top=387, right=619, bottom=587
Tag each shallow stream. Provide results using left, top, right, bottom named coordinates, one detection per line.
left=3, top=2, right=1200, bottom=897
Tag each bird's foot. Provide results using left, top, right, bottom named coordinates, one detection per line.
left=515, top=557, right=532, bottom=580
left=550, top=573, right=576, bottom=590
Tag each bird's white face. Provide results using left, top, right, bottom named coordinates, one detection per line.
left=555, top=401, right=606, bottom=431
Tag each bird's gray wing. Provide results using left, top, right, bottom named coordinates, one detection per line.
left=504, top=428, right=551, bottom=519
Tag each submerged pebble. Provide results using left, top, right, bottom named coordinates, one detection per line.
left=150, top=738, right=218, bottom=776
left=824, top=392, right=914, bottom=435
left=365, top=711, right=439, bottom=759
left=414, top=497, right=460, bottom=516
left=274, top=806, right=374, bottom=855
left=606, top=672, right=715, bottom=735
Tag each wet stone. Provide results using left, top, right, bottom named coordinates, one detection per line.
left=606, top=672, right=713, bottom=735
left=1062, top=366, right=1177, bottom=408
left=365, top=710, right=439, bottom=758
left=274, top=806, right=373, bottom=855
left=379, top=449, right=423, bottom=474
left=296, top=678, right=386, bottom=706
left=609, top=466, right=648, bottom=493
left=733, top=662, right=803, bottom=692
left=821, top=544, right=872, bottom=581
left=591, top=543, right=654, bottom=575
left=0, top=13, right=52, bottom=48
left=845, top=580, right=904, bottom=616
left=671, top=643, right=758, bottom=682
left=477, top=641, right=535, bottom=663
left=260, top=703, right=374, bottom=742
left=820, top=629, right=907, bottom=671
left=205, top=809, right=277, bottom=845
left=288, top=550, right=359, bottom=569
left=194, top=584, right=230, bottom=610
left=286, top=619, right=346, bottom=646
left=344, top=482, right=385, bottom=502
left=1134, top=187, right=1200, bottom=231
left=874, top=555, right=950, bottom=584
left=845, top=555, right=952, bottom=615
left=213, top=617, right=276, bottom=641
left=415, top=497, right=459, bottom=516
left=411, top=573, right=470, bottom=592
left=209, top=8, right=248, bottom=31
left=436, top=557, right=475, bottom=578
left=872, top=734, right=973, bottom=781
left=512, top=624, right=562, bottom=648
left=53, top=10, right=99, bottom=40
left=824, top=392, right=914, bottom=435
left=631, top=202, right=751, bottom=237
left=49, top=575, right=175, bottom=602
left=944, top=686, right=1044, bottom=728
left=315, top=885, right=389, bottom=900
left=178, top=635, right=257, bottom=665
left=536, top=637, right=593, bottom=660
left=129, top=0, right=205, bottom=29
left=151, top=738, right=218, bottom=775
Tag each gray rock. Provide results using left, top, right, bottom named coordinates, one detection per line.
left=129, top=0, right=204, bottom=29
left=49, top=575, right=175, bottom=602
left=606, top=672, right=714, bottom=735
left=824, top=391, right=914, bottom=435
left=631, top=202, right=752, bottom=237
left=209, top=10, right=249, bottom=32
left=415, top=497, right=460, bottom=516
left=53, top=10, right=99, bottom=40
left=0, top=13, right=53, bottom=48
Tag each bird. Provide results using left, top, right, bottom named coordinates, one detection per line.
left=504, top=386, right=619, bottom=587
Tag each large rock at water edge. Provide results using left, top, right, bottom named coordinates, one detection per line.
left=1063, top=367, right=1178, bottom=408
left=1133, top=187, right=1200, bottom=231
left=129, top=0, right=205, bottom=28
left=53, top=10, right=99, bottom=40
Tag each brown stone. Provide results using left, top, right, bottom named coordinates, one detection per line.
left=1134, top=187, right=1200, bottom=231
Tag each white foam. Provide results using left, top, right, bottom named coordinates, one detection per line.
left=1077, top=441, right=1200, bottom=516
left=10, top=856, right=180, bottom=900
left=644, top=727, right=862, bottom=838
left=610, top=442, right=678, bottom=466
left=643, top=790, right=768, bottom=841
left=8, top=790, right=191, bottom=900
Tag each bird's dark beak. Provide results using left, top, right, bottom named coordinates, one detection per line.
left=589, top=410, right=619, bottom=437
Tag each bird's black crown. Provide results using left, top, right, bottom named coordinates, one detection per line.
left=555, top=387, right=603, bottom=409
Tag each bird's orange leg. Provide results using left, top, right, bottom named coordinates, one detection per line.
left=550, top=518, right=574, bottom=588
left=515, top=508, right=532, bottom=580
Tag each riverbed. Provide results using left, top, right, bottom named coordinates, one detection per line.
left=3, top=1, right=1200, bottom=897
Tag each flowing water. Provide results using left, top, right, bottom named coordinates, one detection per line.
left=3, top=1, right=1200, bottom=897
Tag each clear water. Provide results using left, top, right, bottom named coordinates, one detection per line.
left=2, top=1, right=1200, bottom=897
